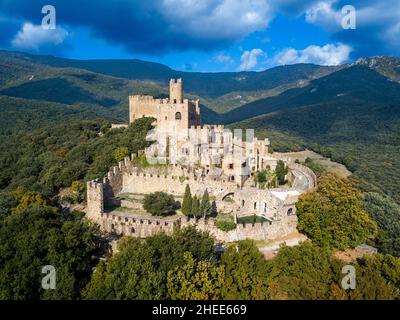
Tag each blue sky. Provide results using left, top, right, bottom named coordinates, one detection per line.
left=0, top=0, right=399, bottom=72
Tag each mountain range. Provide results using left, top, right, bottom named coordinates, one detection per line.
left=0, top=50, right=399, bottom=203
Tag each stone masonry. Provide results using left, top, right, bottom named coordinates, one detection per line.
left=86, top=79, right=317, bottom=243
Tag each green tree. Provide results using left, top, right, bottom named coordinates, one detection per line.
left=83, top=237, right=164, bottom=300
left=0, top=205, right=99, bottom=300
left=11, top=188, right=49, bottom=213
left=347, top=262, right=397, bottom=300
left=266, top=242, right=342, bottom=300
left=296, top=174, right=378, bottom=250
left=199, top=190, right=212, bottom=218
left=113, top=146, right=129, bottom=162
left=0, top=191, right=18, bottom=218
left=167, top=252, right=225, bottom=300
left=70, top=180, right=85, bottom=203
left=221, top=240, right=268, bottom=300
left=83, top=227, right=216, bottom=300
left=81, top=260, right=109, bottom=299
left=191, top=196, right=200, bottom=217
left=256, top=170, right=267, bottom=186
left=363, top=192, right=400, bottom=257
left=181, top=184, right=192, bottom=216
left=142, top=192, right=177, bottom=216
left=275, top=160, right=288, bottom=185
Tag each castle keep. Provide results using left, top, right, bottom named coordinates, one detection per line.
left=87, top=79, right=317, bottom=242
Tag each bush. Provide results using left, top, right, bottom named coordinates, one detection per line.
left=142, top=192, right=177, bottom=216
left=215, top=220, right=236, bottom=232
left=113, top=146, right=129, bottom=162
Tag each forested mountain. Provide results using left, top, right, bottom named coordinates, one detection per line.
left=220, top=64, right=400, bottom=124
left=1, top=50, right=336, bottom=97
left=0, top=50, right=339, bottom=113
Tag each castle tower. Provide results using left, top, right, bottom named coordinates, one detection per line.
left=86, top=180, right=104, bottom=222
left=170, top=78, right=183, bottom=103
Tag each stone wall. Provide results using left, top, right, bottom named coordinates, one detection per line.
left=95, top=211, right=298, bottom=243
left=86, top=155, right=314, bottom=243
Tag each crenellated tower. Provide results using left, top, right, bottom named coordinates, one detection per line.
left=169, top=78, right=183, bottom=103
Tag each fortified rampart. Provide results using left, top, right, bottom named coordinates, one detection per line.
left=95, top=211, right=298, bottom=243
left=86, top=153, right=315, bottom=242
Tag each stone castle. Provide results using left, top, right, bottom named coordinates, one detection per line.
left=87, top=79, right=316, bottom=243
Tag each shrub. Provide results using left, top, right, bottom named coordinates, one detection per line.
left=142, top=192, right=177, bottom=216
left=216, top=220, right=236, bottom=232
left=113, top=146, right=129, bottom=162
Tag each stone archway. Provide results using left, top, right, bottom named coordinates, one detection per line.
left=222, top=192, right=235, bottom=201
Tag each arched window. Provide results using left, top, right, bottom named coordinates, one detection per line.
left=287, top=208, right=293, bottom=216
left=175, top=112, right=182, bottom=120
left=131, top=228, right=135, bottom=234
left=242, top=200, right=245, bottom=207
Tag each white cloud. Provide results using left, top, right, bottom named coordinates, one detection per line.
left=214, top=52, right=234, bottom=64
left=272, top=43, right=352, bottom=66
left=159, top=0, right=273, bottom=40
left=12, top=23, right=68, bottom=51
left=239, top=48, right=265, bottom=71
left=305, top=0, right=341, bottom=32
left=303, top=0, right=400, bottom=50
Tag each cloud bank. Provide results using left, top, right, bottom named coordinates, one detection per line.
left=0, top=0, right=399, bottom=61
left=0, top=0, right=273, bottom=55
left=273, top=43, right=352, bottom=66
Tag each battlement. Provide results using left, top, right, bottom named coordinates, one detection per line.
left=129, top=95, right=156, bottom=102
left=87, top=180, right=103, bottom=189
left=189, top=124, right=225, bottom=131
left=170, top=78, right=182, bottom=84
left=104, top=155, right=134, bottom=180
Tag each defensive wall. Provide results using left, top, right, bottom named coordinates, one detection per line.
left=95, top=211, right=298, bottom=243
left=86, top=154, right=316, bottom=242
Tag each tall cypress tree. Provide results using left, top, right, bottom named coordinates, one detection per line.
left=200, top=190, right=212, bottom=218
left=275, top=160, right=288, bottom=185
left=191, top=196, right=200, bottom=218
left=181, top=184, right=192, bottom=216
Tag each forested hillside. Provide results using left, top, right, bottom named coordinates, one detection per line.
left=0, top=118, right=153, bottom=195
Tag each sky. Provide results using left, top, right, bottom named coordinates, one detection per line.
left=0, top=0, right=399, bottom=72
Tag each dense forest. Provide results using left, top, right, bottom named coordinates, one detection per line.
left=0, top=118, right=153, bottom=196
